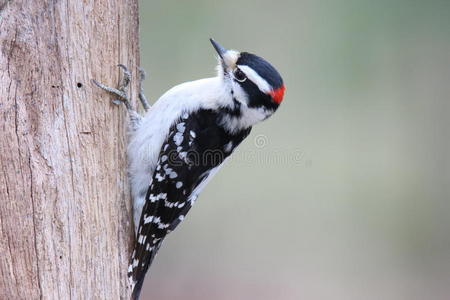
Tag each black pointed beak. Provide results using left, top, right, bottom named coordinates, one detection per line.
left=210, top=38, right=227, bottom=59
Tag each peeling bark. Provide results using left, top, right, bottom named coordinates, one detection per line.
left=0, top=1, right=139, bottom=298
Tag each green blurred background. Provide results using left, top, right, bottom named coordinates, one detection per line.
left=138, top=1, right=450, bottom=299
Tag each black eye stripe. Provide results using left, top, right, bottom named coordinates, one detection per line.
left=233, top=68, right=247, bottom=82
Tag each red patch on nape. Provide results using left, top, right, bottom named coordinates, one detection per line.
left=269, top=85, right=285, bottom=104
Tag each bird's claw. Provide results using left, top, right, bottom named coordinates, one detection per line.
left=117, top=64, right=131, bottom=92
left=138, top=67, right=150, bottom=111
left=92, top=64, right=132, bottom=110
left=112, top=99, right=125, bottom=105
left=138, top=67, right=146, bottom=82
left=93, top=64, right=150, bottom=112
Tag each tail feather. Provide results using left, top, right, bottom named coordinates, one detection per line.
left=128, top=241, right=163, bottom=300
left=131, top=276, right=145, bottom=300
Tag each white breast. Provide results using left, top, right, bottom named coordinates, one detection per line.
left=127, top=77, right=230, bottom=231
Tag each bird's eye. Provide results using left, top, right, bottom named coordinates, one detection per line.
left=234, top=68, right=247, bottom=82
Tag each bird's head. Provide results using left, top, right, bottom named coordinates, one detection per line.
left=210, top=39, right=285, bottom=130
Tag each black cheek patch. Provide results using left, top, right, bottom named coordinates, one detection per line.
left=239, top=78, right=279, bottom=111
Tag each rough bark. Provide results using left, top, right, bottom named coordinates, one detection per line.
left=0, top=0, right=139, bottom=298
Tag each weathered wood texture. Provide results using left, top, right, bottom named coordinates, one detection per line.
left=0, top=1, right=140, bottom=298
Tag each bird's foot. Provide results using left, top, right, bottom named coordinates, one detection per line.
left=138, top=67, right=151, bottom=112
left=93, top=64, right=132, bottom=110
left=93, top=64, right=144, bottom=132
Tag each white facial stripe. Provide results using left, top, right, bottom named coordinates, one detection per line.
left=237, top=65, right=272, bottom=93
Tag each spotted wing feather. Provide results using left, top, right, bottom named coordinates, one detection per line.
left=129, top=109, right=251, bottom=299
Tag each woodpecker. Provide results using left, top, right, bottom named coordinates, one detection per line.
left=94, top=39, right=285, bottom=300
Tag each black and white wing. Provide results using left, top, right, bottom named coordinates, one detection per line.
left=129, top=109, right=251, bottom=299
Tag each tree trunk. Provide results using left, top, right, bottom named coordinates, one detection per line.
left=0, top=1, right=139, bottom=298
